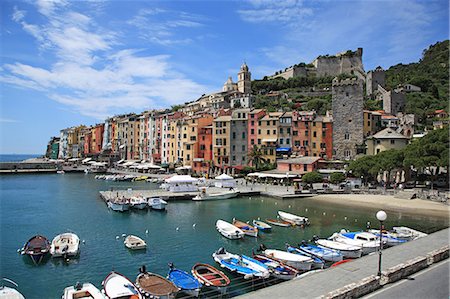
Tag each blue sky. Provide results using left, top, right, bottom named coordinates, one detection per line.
left=1, top=0, right=448, bottom=154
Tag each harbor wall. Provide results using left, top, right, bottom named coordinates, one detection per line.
left=0, top=162, right=57, bottom=174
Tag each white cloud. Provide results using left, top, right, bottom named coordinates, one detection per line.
left=238, top=0, right=312, bottom=24
left=0, top=118, right=20, bottom=123
left=2, top=2, right=208, bottom=120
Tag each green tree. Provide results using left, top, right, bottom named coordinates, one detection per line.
left=247, top=146, right=264, bottom=170
left=348, top=155, right=380, bottom=183
left=301, top=171, right=323, bottom=188
left=330, top=172, right=346, bottom=184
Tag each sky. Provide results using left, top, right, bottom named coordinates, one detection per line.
left=0, top=0, right=448, bottom=154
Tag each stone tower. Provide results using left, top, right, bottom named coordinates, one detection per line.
left=332, top=77, right=364, bottom=160
left=237, top=62, right=251, bottom=94
left=366, top=66, right=385, bottom=96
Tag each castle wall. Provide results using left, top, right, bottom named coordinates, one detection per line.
left=332, top=78, right=364, bottom=160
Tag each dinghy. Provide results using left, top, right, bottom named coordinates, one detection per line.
left=21, top=235, right=51, bottom=265
left=167, top=264, right=201, bottom=297
left=298, top=242, right=343, bottom=262
left=315, top=239, right=362, bottom=259
left=63, top=282, right=106, bottom=299
left=191, top=263, right=230, bottom=294
left=261, top=247, right=313, bottom=271
left=278, top=211, right=310, bottom=226
left=368, top=229, right=407, bottom=246
left=252, top=220, right=272, bottom=231
left=286, top=245, right=324, bottom=269
left=102, top=271, right=142, bottom=299
left=252, top=254, right=298, bottom=280
left=212, top=248, right=270, bottom=279
left=265, top=218, right=291, bottom=227
left=216, top=220, right=245, bottom=239
left=107, top=199, right=130, bottom=212
left=124, top=235, right=147, bottom=250
left=50, top=233, right=80, bottom=258
left=0, top=278, right=25, bottom=299
left=148, top=197, right=167, bottom=210
left=192, top=189, right=238, bottom=201
left=232, top=219, right=258, bottom=237
left=330, top=231, right=380, bottom=254
left=392, top=226, right=428, bottom=240
left=136, top=266, right=179, bottom=299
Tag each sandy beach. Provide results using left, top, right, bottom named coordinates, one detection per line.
left=312, top=194, right=450, bottom=219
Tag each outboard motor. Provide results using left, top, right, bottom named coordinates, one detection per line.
left=259, top=244, right=267, bottom=251
left=139, top=265, right=147, bottom=273
left=168, top=262, right=174, bottom=269
left=217, top=247, right=226, bottom=255
left=312, top=235, right=319, bottom=242
left=75, top=282, right=82, bottom=291
left=300, top=240, right=307, bottom=246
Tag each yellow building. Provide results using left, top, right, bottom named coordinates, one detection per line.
left=168, top=118, right=183, bottom=164
left=257, top=112, right=282, bottom=163
left=363, top=110, right=382, bottom=137
left=366, top=128, right=409, bottom=155
left=213, top=115, right=231, bottom=168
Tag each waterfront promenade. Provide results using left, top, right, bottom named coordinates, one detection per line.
left=237, top=228, right=449, bottom=299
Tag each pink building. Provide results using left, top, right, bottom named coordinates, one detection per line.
left=277, top=157, right=322, bottom=174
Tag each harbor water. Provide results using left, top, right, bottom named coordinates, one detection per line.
left=0, top=173, right=447, bottom=298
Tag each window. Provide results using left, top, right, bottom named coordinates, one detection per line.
left=269, top=149, right=274, bottom=155
left=345, top=150, right=351, bottom=157
left=376, top=140, right=381, bottom=144
left=258, top=121, right=261, bottom=126
left=305, top=130, right=309, bottom=136
left=322, top=131, right=326, bottom=138
left=186, top=144, right=191, bottom=150
left=344, top=133, right=350, bottom=140
left=273, top=130, right=276, bottom=135
left=280, top=128, right=284, bottom=134
left=232, top=132, right=236, bottom=139
left=200, top=145, right=205, bottom=150
left=313, top=122, right=316, bottom=127
left=313, top=131, right=317, bottom=137
left=187, top=154, right=190, bottom=160
left=303, top=164, right=307, bottom=171
left=251, top=114, right=254, bottom=119
left=390, top=140, right=395, bottom=144
left=313, top=142, right=316, bottom=148
left=242, top=145, right=245, bottom=151
left=232, top=145, right=236, bottom=151
left=287, top=128, right=291, bottom=134
left=280, top=139, right=284, bottom=145
left=251, top=121, right=254, bottom=126
left=295, top=141, right=300, bottom=146
left=258, top=129, right=261, bottom=134
left=266, top=121, right=270, bottom=126
left=258, top=139, right=261, bottom=144
left=267, top=130, right=270, bottom=135
left=238, top=113, right=241, bottom=118
left=272, top=120, right=276, bottom=126
left=293, top=131, right=298, bottom=136
left=232, top=156, right=236, bottom=161
left=303, top=140, right=308, bottom=146
left=242, top=132, right=245, bottom=139
left=286, top=138, right=290, bottom=145
left=251, top=139, right=255, bottom=145
left=251, top=129, right=255, bottom=134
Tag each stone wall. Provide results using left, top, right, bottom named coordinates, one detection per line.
left=0, top=162, right=57, bottom=173
left=332, top=78, right=364, bottom=160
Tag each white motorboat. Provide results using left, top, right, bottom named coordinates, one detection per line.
left=216, top=220, right=245, bottom=240
left=277, top=211, right=310, bottom=226
left=124, top=235, right=147, bottom=250
left=330, top=231, right=380, bottom=255
left=315, top=239, right=363, bottom=259
left=50, top=233, right=80, bottom=258
left=368, top=229, right=407, bottom=246
left=129, top=196, right=148, bottom=210
left=148, top=197, right=167, bottom=210
left=392, top=226, right=428, bottom=240
left=102, top=271, right=143, bottom=299
left=107, top=200, right=130, bottom=212
left=63, top=282, right=106, bottom=299
left=262, top=249, right=313, bottom=271
left=193, top=189, right=238, bottom=201
left=0, top=278, right=25, bottom=299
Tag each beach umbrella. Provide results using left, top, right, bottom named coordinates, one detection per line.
left=401, top=170, right=405, bottom=182
left=395, top=171, right=401, bottom=184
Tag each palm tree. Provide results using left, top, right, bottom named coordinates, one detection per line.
left=247, top=145, right=264, bottom=170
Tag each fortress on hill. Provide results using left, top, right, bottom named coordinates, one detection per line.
left=270, top=48, right=365, bottom=80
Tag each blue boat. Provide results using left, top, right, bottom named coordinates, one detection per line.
left=298, top=243, right=343, bottom=262
left=368, top=230, right=407, bottom=246
left=168, top=264, right=202, bottom=297
left=286, top=245, right=324, bottom=269
left=212, top=248, right=270, bottom=279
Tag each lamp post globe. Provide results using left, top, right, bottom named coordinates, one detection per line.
left=376, top=210, right=387, bottom=221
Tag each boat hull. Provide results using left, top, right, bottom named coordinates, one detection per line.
left=263, top=250, right=312, bottom=271
left=299, top=244, right=343, bottom=263
left=107, top=201, right=130, bottom=212
left=278, top=211, right=309, bottom=226
left=316, top=240, right=362, bottom=259
left=191, top=263, right=230, bottom=294
left=216, top=220, right=245, bottom=239
left=193, top=191, right=238, bottom=201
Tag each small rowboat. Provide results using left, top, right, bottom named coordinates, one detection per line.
left=262, top=249, right=313, bottom=271
left=265, top=219, right=291, bottom=227
left=124, top=235, right=147, bottom=250
left=216, top=220, right=245, bottom=239
left=167, top=264, right=201, bottom=297
left=63, top=282, right=106, bottom=299
left=213, top=248, right=270, bottom=279
left=252, top=220, right=272, bottom=231
left=298, top=243, right=343, bottom=262
left=278, top=211, right=309, bottom=226
left=191, top=263, right=230, bottom=294
left=315, top=239, right=362, bottom=259
left=136, top=266, right=179, bottom=299
left=50, top=233, right=80, bottom=258
left=102, top=271, right=142, bottom=299
left=0, top=278, right=25, bottom=299
left=286, top=245, right=324, bottom=269
left=232, top=219, right=258, bottom=237
left=252, top=254, right=298, bottom=280
left=21, top=235, right=51, bottom=265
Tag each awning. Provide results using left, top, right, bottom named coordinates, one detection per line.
left=215, top=173, right=233, bottom=180
left=276, top=147, right=292, bottom=152
left=262, top=138, right=277, bottom=143
left=165, top=175, right=198, bottom=184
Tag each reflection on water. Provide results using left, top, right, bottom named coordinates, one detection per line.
left=0, top=173, right=447, bottom=298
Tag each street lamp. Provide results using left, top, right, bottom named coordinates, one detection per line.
left=376, top=210, right=387, bottom=277
left=286, top=172, right=289, bottom=191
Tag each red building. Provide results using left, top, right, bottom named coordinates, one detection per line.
left=193, top=125, right=213, bottom=175
left=91, top=123, right=104, bottom=154
left=277, top=157, right=322, bottom=174
left=247, top=109, right=266, bottom=159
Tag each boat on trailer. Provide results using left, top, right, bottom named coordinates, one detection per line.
left=232, top=219, right=258, bottom=237
left=21, top=235, right=51, bottom=265
left=191, top=263, right=230, bottom=294
left=50, top=233, right=80, bottom=258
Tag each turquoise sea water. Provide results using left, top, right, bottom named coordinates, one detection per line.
left=0, top=154, right=41, bottom=162
left=0, top=173, right=447, bottom=298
